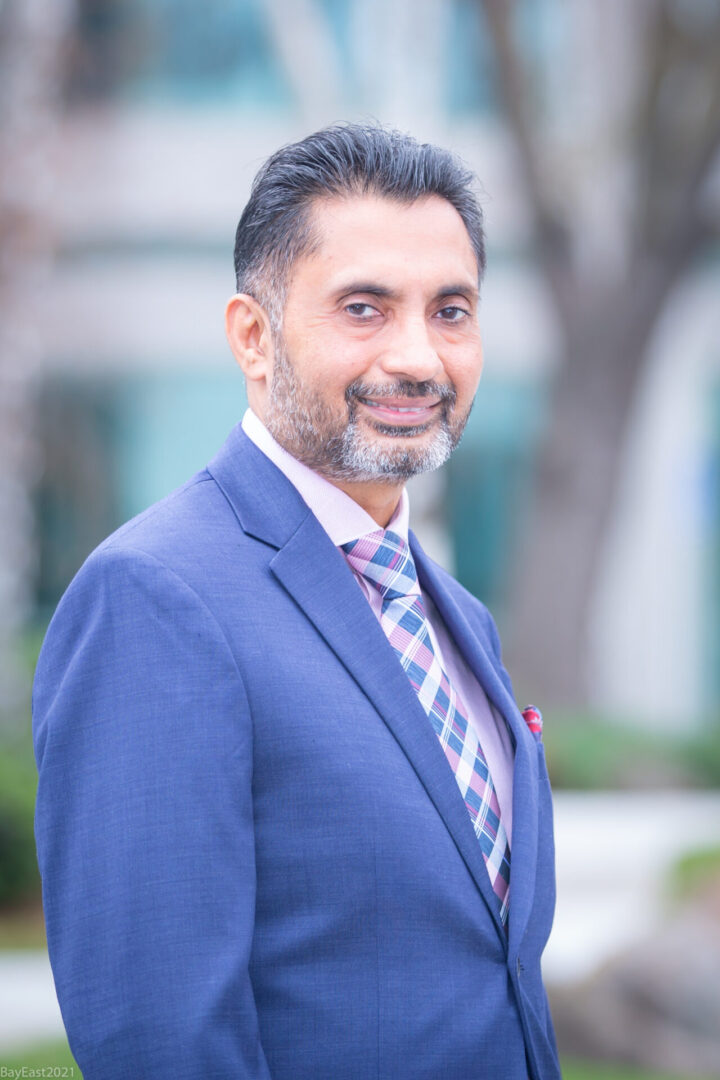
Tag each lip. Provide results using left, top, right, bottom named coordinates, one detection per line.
left=357, top=397, right=442, bottom=424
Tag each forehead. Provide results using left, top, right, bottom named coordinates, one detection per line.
left=293, top=193, right=479, bottom=294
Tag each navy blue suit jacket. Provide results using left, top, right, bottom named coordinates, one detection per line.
left=33, top=424, right=560, bottom=1079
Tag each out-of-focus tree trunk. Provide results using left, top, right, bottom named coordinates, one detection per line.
left=480, top=0, right=720, bottom=705
left=263, top=0, right=344, bottom=124
left=0, top=0, right=75, bottom=726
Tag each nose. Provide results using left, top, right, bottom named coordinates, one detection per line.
left=377, top=316, right=444, bottom=384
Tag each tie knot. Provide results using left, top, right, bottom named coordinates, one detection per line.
left=342, top=529, right=419, bottom=601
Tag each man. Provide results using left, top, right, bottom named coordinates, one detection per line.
left=33, top=124, right=560, bottom=1079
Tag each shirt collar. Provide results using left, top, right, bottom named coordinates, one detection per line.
left=241, top=408, right=410, bottom=547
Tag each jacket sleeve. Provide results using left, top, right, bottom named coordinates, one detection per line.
left=33, top=545, right=272, bottom=1079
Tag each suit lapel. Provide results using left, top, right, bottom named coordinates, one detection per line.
left=270, top=517, right=509, bottom=946
left=410, top=534, right=540, bottom=957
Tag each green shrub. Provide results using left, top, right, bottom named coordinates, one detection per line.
left=0, top=747, right=41, bottom=909
left=562, top=1061, right=714, bottom=1080
left=683, top=727, right=720, bottom=787
left=543, top=713, right=720, bottom=790
left=0, top=1040, right=79, bottom=1074
left=666, top=844, right=720, bottom=903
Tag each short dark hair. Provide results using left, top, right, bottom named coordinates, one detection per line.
left=233, top=123, right=486, bottom=329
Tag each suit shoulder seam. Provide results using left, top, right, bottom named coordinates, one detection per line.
left=103, top=473, right=216, bottom=543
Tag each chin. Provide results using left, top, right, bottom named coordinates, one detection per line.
left=363, top=418, right=439, bottom=440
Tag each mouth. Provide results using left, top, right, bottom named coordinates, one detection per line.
left=356, top=396, right=442, bottom=425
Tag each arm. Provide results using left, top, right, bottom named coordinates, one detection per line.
left=33, top=546, right=272, bottom=1079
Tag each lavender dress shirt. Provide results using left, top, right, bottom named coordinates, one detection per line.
left=241, top=408, right=515, bottom=841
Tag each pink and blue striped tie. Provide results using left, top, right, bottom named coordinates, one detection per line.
left=343, top=529, right=511, bottom=926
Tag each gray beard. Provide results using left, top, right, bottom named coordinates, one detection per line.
left=263, top=340, right=471, bottom=483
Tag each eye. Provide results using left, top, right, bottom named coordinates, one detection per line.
left=436, top=305, right=469, bottom=322
left=344, top=302, right=380, bottom=320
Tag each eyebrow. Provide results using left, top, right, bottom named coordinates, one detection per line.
left=437, top=283, right=480, bottom=303
left=331, top=281, right=479, bottom=303
left=333, top=282, right=397, bottom=300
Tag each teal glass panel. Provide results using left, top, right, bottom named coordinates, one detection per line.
left=34, top=377, right=121, bottom=614
left=70, top=0, right=293, bottom=108
left=69, top=0, right=506, bottom=114
left=113, top=368, right=248, bottom=520
left=446, top=1, right=496, bottom=115
left=33, top=369, right=248, bottom=613
left=445, top=377, right=547, bottom=613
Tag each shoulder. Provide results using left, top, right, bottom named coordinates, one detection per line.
left=99, top=468, right=240, bottom=568
left=37, top=468, right=266, bottom=682
left=62, top=465, right=261, bottom=607
left=33, top=473, right=254, bottom=744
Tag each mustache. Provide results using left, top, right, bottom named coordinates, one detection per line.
left=345, top=379, right=456, bottom=405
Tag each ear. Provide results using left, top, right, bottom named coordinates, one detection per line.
left=225, top=293, right=275, bottom=384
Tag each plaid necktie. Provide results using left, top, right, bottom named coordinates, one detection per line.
left=342, top=529, right=511, bottom=925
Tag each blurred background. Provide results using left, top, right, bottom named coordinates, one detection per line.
left=1, top=0, right=719, bottom=1075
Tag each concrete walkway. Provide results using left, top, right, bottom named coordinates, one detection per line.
left=544, top=789, right=720, bottom=982
left=0, top=950, right=65, bottom=1049
left=2, top=790, right=719, bottom=1050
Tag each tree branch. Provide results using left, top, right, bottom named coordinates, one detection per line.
left=633, top=0, right=720, bottom=257
left=478, top=0, right=576, bottom=329
left=262, top=0, right=344, bottom=125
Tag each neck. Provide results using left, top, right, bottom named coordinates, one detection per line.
left=328, top=477, right=404, bottom=529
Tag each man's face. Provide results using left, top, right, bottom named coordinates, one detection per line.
left=259, top=193, right=484, bottom=483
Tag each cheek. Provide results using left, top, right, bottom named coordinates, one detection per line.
left=446, top=353, right=483, bottom=398
left=317, top=341, right=375, bottom=389
left=298, top=324, right=369, bottom=369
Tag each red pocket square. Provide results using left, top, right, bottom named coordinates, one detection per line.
left=522, top=705, right=543, bottom=736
